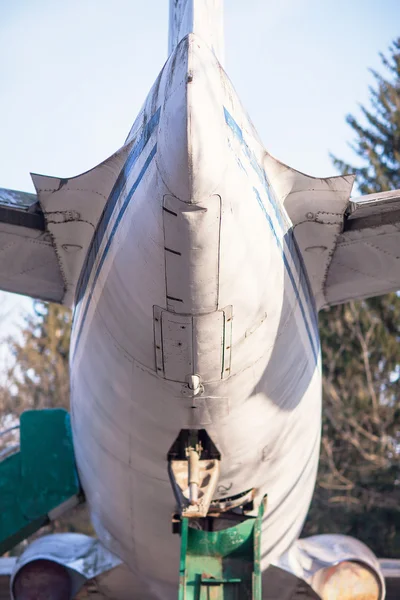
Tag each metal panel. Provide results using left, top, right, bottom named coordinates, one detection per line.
left=192, top=311, right=223, bottom=381
left=163, top=194, right=221, bottom=314
left=189, top=397, right=230, bottom=426
left=153, top=305, right=165, bottom=376
left=347, top=189, right=400, bottom=221
left=0, top=204, right=44, bottom=230
left=32, top=142, right=129, bottom=307
left=158, top=308, right=230, bottom=383
left=0, top=187, right=37, bottom=210
left=325, top=225, right=400, bottom=305
left=222, top=305, right=233, bottom=378
left=0, top=225, right=64, bottom=303
left=323, top=188, right=400, bottom=306
left=161, top=311, right=193, bottom=382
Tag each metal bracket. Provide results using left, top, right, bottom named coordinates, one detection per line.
left=168, top=429, right=221, bottom=518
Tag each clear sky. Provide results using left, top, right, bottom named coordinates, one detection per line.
left=0, top=0, right=400, bottom=344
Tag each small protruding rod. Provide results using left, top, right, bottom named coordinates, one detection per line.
left=188, top=447, right=200, bottom=505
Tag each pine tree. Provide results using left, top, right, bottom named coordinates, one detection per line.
left=1, top=301, right=93, bottom=546
left=0, top=300, right=71, bottom=464
left=304, top=37, right=400, bottom=557
left=332, top=38, right=400, bottom=194
left=7, top=301, right=71, bottom=415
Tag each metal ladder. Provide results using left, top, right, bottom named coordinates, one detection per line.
left=178, top=498, right=266, bottom=600
left=0, top=409, right=81, bottom=555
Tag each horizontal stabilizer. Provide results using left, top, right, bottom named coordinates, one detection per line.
left=31, top=143, right=129, bottom=306
left=0, top=187, right=64, bottom=303
left=346, top=188, right=400, bottom=224
left=0, top=187, right=37, bottom=210
left=325, top=188, right=400, bottom=306
left=265, top=150, right=400, bottom=308
left=264, top=153, right=355, bottom=309
left=0, top=144, right=129, bottom=306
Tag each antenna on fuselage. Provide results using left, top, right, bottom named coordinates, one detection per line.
left=168, top=0, right=225, bottom=66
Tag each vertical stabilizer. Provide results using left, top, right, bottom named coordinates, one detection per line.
left=168, top=0, right=224, bottom=65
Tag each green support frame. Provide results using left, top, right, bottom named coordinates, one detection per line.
left=0, top=409, right=81, bottom=555
left=178, top=498, right=266, bottom=599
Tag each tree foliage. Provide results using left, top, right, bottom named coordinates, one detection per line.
left=332, top=38, right=400, bottom=194
left=0, top=300, right=71, bottom=456
left=304, top=37, right=400, bottom=557
left=0, top=299, right=71, bottom=472
left=0, top=301, right=92, bottom=549
left=6, top=301, right=71, bottom=417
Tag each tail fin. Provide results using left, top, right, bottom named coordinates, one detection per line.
left=168, top=0, right=224, bottom=65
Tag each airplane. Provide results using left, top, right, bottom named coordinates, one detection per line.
left=0, top=0, right=399, bottom=598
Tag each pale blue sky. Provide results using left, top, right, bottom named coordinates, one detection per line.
left=0, top=0, right=400, bottom=343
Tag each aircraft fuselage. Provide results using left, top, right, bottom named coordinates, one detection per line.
left=70, top=34, right=321, bottom=597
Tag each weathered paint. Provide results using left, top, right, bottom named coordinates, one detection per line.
left=0, top=1, right=394, bottom=598
left=178, top=498, right=266, bottom=599
left=0, top=187, right=36, bottom=209
left=168, top=0, right=224, bottom=65
left=0, top=410, right=80, bottom=555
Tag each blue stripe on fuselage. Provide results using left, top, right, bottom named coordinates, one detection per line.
left=73, top=144, right=158, bottom=355
left=223, top=107, right=319, bottom=362
left=253, top=188, right=319, bottom=363
left=73, top=111, right=161, bottom=350
left=72, top=108, right=161, bottom=355
left=75, top=107, right=161, bottom=308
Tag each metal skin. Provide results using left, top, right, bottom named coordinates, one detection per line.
left=69, top=29, right=322, bottom=599
left=1, top=1, right=388, bottom=598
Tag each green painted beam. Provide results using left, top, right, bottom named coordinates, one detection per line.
left=179, top=498, right=266, bottom=599
left=0, top=409, right=81, bottom=555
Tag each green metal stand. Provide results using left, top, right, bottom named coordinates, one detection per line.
left=0, top=409, right=81, bottom=555
left=178, top=498, right=266, bottom=599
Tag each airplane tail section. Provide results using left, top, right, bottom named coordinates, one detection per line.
left=168, top=0, right=224, bottom=65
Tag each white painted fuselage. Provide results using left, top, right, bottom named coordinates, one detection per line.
left=70, top=35, right=321, bottom=598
